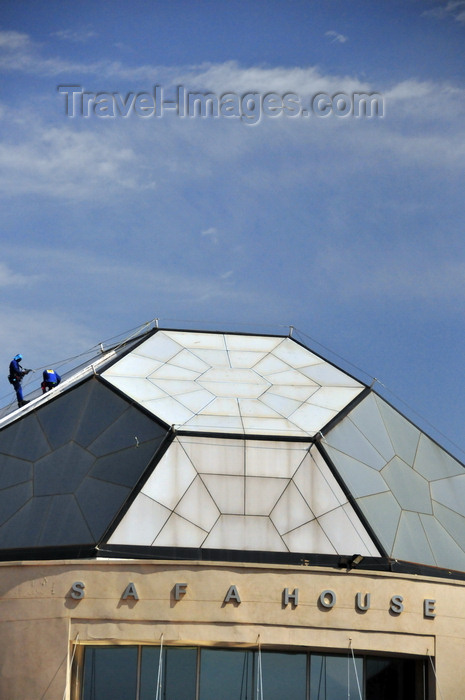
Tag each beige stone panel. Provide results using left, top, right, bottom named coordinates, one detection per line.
left=435, top=635, right=465, bottom=700
left=70, top=620, right=433, bottom=657
left=0, top=617, right=69, bottom=700
left=2, top=560, right=465, bottom=698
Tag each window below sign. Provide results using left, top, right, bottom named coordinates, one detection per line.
left=72, top=645, right=428, bottom=700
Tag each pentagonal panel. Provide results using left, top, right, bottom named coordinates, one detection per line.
left=323, top=391, right=465, bottom=570
left=0, top=378, right=167, bottom=552
left=34, top=442, right=94, bottom=496
left=382, top=457, right=432, bottom=514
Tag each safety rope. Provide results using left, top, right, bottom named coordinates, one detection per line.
left=427, top=651, right=444, bottom=700
left=293, top=326, right=465, bottom=461
left=348, top=639, right=363, bottom=700
left=256, top=635, right=264, bottom=700
left=62, top=633, right=79, bottom=700
left=240, top=649, right=250, bottom=700
left=0, top=319, right=157, bottom=409
left=155, top=633, right=164, bottom=700
left=3, top=316, right=464, bottom=461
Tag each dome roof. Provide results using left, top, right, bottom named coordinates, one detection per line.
left=0, top=326, right=464, bottom=578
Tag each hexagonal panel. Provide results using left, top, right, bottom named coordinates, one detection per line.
left=108, top=438, right=379, bottom=556
left=102, top=331, right=364, bottom=436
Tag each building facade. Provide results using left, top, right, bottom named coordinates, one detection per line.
left=1, top=327, right=464, bottom=699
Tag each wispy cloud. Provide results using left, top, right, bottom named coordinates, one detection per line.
left=0, top=123, right=157, bottom=199
left=0, top=262, right=40, bottom=287
left=0, top=30, right=31, bottom=50
left=51, top=28, right=98, bottom=43
left=0, top=29, right=365, bottom=92
left=325, top=30, right=348, bottom=44
left=10, top=245, right=254, bottom=309
left=201, top=227, right=219, bottom=243
left=422, top=0, right=465, bottom=23
left=313, top=244, right=465, bottom=305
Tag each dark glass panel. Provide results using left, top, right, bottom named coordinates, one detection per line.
left=0, top=483, right=32, bottom=528
left=38, top=495, right=93, bottom=546
left=90, top=440, right=162, bottom=488
left=73, top=381, right=128, bottom=448
left=87, top=407, right=165, bottom=457
left=261, top=650, right=306, bottom=700
left=0, top=496, right=51, bottom=547
left=36, top=385, right=88, bottom=449
left=140, top=646, right=197, bottom=700
left=76, top=477, right=130, bottom=539
left=0, top=414, right=50, bottom=461
left=82, top=646, right=138, bottom=700
left=310, top=654, right=364, bottom=699
left=0, top=455, right=32, bottom=489
left=366, top=656, right=422, bottom=700
left=199, top=649, right=253, bottom=700
left=0, top=376, right=168, bottom=551
left=34, top=443, right=94, bottom=496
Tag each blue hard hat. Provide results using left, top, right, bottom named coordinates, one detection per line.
left=14, top=354, right=22, bottom=361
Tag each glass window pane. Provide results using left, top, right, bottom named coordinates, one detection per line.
left=140, top=647, right=197, bottom=700
left=260, top=651, right=306, bottom=700
left=82, top=646, right=137, bottom=700
left=310, top=654, right=364, bottom=699
left=199, top=649, right=253, bottom=700
left=366, top=656, right=423, bottom=700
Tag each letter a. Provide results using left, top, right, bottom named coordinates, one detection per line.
left=224, top=585, right=241, bottom=604
left=122, top=582, right=139, bottom=600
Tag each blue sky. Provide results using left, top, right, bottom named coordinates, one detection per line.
left=1, top=0, right=465, bottom=458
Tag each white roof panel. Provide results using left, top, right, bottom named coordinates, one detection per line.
left=109, top=438, right=379, bottom=556
left=102, top=330, right=364, bottom=436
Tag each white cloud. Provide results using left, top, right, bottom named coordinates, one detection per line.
left=314, top=244, right=465, bottom=305
left=0, top=30, right=367, bottom=94
left=201, top=227, right=219, bottom=243
left=51, top=28, right=98, bottom=43
left=325, top=30, right=348, bottom=44
left=0, top=262, right=40, bottom=287
left=422, top=0, right=465, bottom=23
left=7, top=245, right=250, bottom=307
left=0, top=122, right=157, bottom=199
left=0, top=30, right=31, bottom=50
left=0, top=37, right=463, bottom=209
left=174, top=60, right=369, bottom=97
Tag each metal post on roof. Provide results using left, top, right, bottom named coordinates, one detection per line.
left=289, top=325, right=294, bottom=337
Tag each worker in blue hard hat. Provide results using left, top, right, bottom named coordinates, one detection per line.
left=41, top=368, right=61, bottom=393
left=8, top=354, right=32, bottom=408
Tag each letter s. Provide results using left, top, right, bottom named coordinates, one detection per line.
left=390, top=595, right=404, bottom=614
left=71, top=581, right=85, bottom=600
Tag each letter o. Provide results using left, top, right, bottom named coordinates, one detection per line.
left=332, top=93, right=351, bottom=116
left=319, top=589, right=336, bottom=609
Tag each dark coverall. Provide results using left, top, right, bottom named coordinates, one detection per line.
left=9, top=357, right=29, bottom=407
left=41, top=369, right=61, bottom=393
